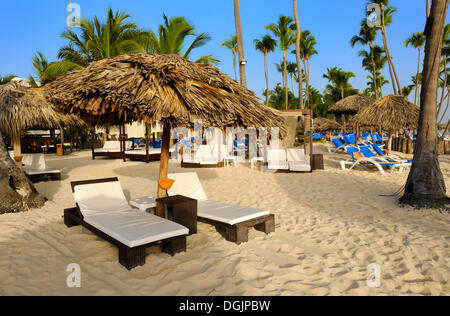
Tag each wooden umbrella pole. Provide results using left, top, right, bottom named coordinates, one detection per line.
left=12, top=132, right=22, bottom=166
left=145, top=123, right=149, bottom=161
left=90, top=127, right=95, bottom=160
left=156, top=121, right=171, bottom=217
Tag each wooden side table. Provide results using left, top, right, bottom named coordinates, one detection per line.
left=156, top=195, right=198, bottom=235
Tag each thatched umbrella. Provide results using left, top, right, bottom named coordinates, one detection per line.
left=351, top=95, right=420, bottom=131
left=44, top=53, right=287, bottom=216
left=313, top=117, right=342, bottom=133
left=0, top=82, right=83, bottom=159
left=328, top=93, right=375, bottom=115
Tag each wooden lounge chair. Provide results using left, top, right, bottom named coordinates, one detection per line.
left=64, top=178, right=189, bottom=270
left=167, top=173, right=275, bottom=245
left=93, top=140, right=133, bottom=159
left=22, top=153, right=61, bottom=182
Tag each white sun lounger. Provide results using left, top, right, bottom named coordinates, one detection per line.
left=167, top=172, right=275, bottom=244
left=21, top=153, right=61, bottom=182
left=267, top=149, right=289, bottom=170
left=286, top=148, right=311, bottom=172
left=65, top=178, right=189, bottom=270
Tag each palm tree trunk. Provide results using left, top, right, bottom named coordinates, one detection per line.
left=283, top=50, right=289, bottom=109
left=438, top=88, right=450, bottom=124
left=401, top=0, right=449, bottom=206
left=233, top=51, right=237, bottom=81
left=293, top=0, right=304, bottom=109
left=264, top=51, right=270, bottom=105
left=369, top=42, right=378, bottom=99
left=306, top=58, right=311, bottom=108
left=415, top=48, right=422, bottom=104
left=437, top=55, right=448, bottom=117
left=234, top=0, right=247, bottom=88
left=427, top=0, right=431, bottom=17
left=380, top=5, right=401, bottom=95
left=0, top=131, right=45, bottom=214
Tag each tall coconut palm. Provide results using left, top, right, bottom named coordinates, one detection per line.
left=254, top=35, right=277, bottom=105
left=222, top=35, right=238, bottom=81
left=437, top=24, right=450, bottom=117
left=234, top=0, right=247, bottom=87
left=266, top=16, right=296, bottom=109
left=145, top=14, right=219, bottom=65
left=286, top=61, right=298, bottom=95
left=323, top=67, right=356, bottom=100
left=293, top=0, right=304, bottom=109
left=401, top=85, right=415, bottom=98
left=44, top=8, right=147, bottom=82
left=350, top=20, right=379, bottom=98
left=358, top=45, right=388, bottom=96
left=299, top=30, right=318, bottom=107
left=401, top=0, right=449, bottom=208
left=404, top=32, right=426, bottom=104
left=370, top=1, right=402, bottom=95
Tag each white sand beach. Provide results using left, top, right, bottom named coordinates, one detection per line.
left=0, top=144, right=449, bottom=296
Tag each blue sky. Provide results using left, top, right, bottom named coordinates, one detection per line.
left=0, top=0, right=448, bottom=114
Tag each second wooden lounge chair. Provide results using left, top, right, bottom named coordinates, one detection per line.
left=167, top=173, right=275, bottom=244
left=64, top=178, right=189, bottom=270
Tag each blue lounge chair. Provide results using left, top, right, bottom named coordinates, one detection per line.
left=340, top=147, right=410, bottom=174
left=328, top=138, right=352, bottom=153
left=371, top=144, right=412, bottom=163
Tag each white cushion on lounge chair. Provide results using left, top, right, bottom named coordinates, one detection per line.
left=168, top=173, right=270, bottom=225
left=198, top=200, right=269, bottom=225
left=22, top=154, right=61, bottom=175
left=267, top=149, right=289, bottom=170
left=125, top=148, right=162, bottom=155
left=168, top=172, right=208, bottom=201
left=74, top=181, right=131, bottom=217
left=286, top=148, right=311, bottom=172
left=84, top=210, right=188, bottom=248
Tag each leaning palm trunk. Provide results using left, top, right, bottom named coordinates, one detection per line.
left=437, top=55, right=448, bottom=117
left=293, top=0, right=304, bottom=109
left=234, top=0, right=247, bottom=88
left=283, top=51, right=289, bottom=109
left=0, top=131, right=45, bottom=214
left=233, top=51, right=237, bottom=81
left=264, top=51, right=270, bottom=105
left=370, top=43, right=379, bottom=99
left=415, top=48, right=422, bottom=104
left=306, top=58, right=311, bottom=107
left=401, top=0, right=449, bottom=208
left=381, top=5, right=402, bottom=95
left=438, top=88, right=450, bottom=124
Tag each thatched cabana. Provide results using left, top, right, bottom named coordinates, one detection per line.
left=328, top=94, right=375, bottom=115
left=351, top=95, right=420, bottom=131
left=313, top=117, right=342, bottom=133
left=0, top=82, right=83, bottom=159
left=44, top=53, right=287, bottom=216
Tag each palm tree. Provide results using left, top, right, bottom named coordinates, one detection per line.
left=44, top=8, right=147, bottom=82
left=358, top=45, right=388, bottom=96
left=0, top=74, right=17, bottom=85
left=222, top=35, right=238, bottom=81
left=437, top=24, right=450, bottom=118
left=401, top=0, right=448, bottom=207
left=323, top=67, right=356, bottom=99
left=370, top=1, right=402, bottom=95
left=299, top=30, right=318, bottom=107
left=254, top=35, right=277, bottom=105
left=266, top=83, right=299, bottom=110
left=404, top=32, right=426, bottom=104
left=401, top=85, right=414, bottom=98
left=145, top=14, right=219, bottom=65
left=234, top=0, right=247, bottom=87
left=293, top=0, right=304, bottom=109
left=286, top=62, right=298, bottom=95
left=366, top=74, right=389, bottom=98
left=350, top=20, right=378, bottom=98
left=266, top=16, right=296, bottom=109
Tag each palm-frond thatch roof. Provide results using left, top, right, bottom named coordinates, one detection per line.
left=44, top=54, right=287, bottom=135
left=0, top=82, right=83, bottom=137
left=351, top=95, right=420, bottom=131
left=328, top=94, right=375, bottom=115
left=313, top=117, right=343, bottom=132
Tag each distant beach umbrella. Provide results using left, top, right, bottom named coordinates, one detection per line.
left=351, top=95, right=420, bottom=131
left=313, top=117, right=342, bottom=133
left=44, top=53, right=286, bottom=216
left=0, top=82, right=82, bottom=157
left=328, top=93, right=375, bottom=115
